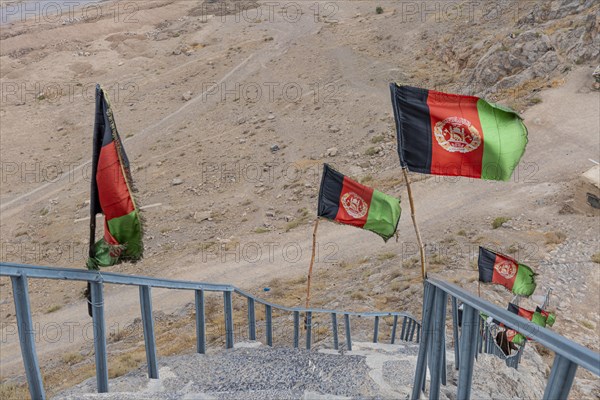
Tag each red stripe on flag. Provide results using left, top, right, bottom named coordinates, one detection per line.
left=492, top=254, right=518, bottom=290
left=96, top=141, right=135, bottom=220
left=427, top=91, right=484, bottom=178
left=334, top=176, right=374, bottom=228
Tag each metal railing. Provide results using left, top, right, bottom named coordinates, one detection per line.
left=0, top=262, right=421, bottom=399
left=413, top=279, right=600, bottom=400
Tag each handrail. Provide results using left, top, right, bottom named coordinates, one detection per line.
left=0, top=262, right=234, bottom=292
left=234, top=287, right=418, bottom=318
left=412, top=279, right=600, bottom=400
left=429, top=278, right=599, bottom=375
left=0, top=262, right=421, bottom=400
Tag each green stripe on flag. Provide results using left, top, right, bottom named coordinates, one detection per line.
left=531, top=312, right=547, bottom=327
left=106, top=209, right=143, bottom=258
left=512, top=263, right=537, bottom=296
left=363, top=190, right=401, bottom=242
left=477, top=100, right=528, bottom=181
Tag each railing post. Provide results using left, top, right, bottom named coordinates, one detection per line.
left=90, top=281, right=108, bottom=393
left=139, top=286, right=158, bottom=379
left=247, top=297, right=256, bottom=341
left=409, top=319, right=417, bottom=342
left=305, top=311, right=312, bottom=350
left=391, top=315, right=398, bottom=344
left=451, top=296, right=460, bottom=370
left=331, top=313, right=339, bottom=350
left=224, top=291, right=234, bottom=349
left=293, top=311, right=300, bottom=348
left=457, top=304, right=479, bottom=400
left=195, top=290, right=206, bottom=354
left=429, top=287, right=447, bottom=398
left=400, top=316, right=408, bottom=341
left=265, top=305, right=273, bottom=346
left=411, top=282, right=435, bottom=400
left=373, top=316, right=379, bottom=343
left=11, top=275, right=45, bottom=400
left=543, top=355, right=578, bottom=400
left=344, top=314, right=352, bottom=351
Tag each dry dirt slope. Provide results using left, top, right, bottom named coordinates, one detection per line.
left=0, top=0, right=598, bottom=397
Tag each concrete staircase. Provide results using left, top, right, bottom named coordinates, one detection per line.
left=55, top=341, right=548, bottom=399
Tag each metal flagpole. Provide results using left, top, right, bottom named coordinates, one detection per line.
left=304, top=218, right=320, bottom=310
left=402, top=167, right=427, bottom=280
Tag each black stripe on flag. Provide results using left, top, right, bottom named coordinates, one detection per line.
left=390, top=84, right=432, bottom=174
left=318, top=164, right=344, bottom=220
left=478, top=246, right=496, bottom=282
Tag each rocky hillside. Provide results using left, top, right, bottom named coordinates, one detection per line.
left=0, top=0, right=598, bottom=398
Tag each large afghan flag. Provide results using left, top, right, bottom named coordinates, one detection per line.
left=390, top=84, right=528, bottom=181
left=478, top=247, right=536, bottom=296
left=318, top=164, right=401, bottom=242
left=87, top=85, right=143, bottom=269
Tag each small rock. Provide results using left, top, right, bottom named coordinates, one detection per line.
left=270, top=144, right=280, bottom=153
left=57, top=127, right=64, bottom=132
left=267, top=114, right=275, bottom=120
left=118, top=61, right=124, bottom=66
left=266, top=211, right=275, bottom=217
left=326, top=147, right=338, bottom=157
left=329, top=126, right=340, bottom=133
left=193, top=211, right=212, bottom=222
left=172, top=178, right=184, bottom=186
left=239, top=139, right=247, bottom=144
left=182, top=91, right=193, bottom=101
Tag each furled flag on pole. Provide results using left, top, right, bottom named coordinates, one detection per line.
left=318, top=164, right=401, bottom=242
left=505, top=302, right=550, bottom=345
left=390, top=84, right=528, bottom=181
left=87, top=85, right=143, bottom=269
left=478, top=246, right=537, bottom=297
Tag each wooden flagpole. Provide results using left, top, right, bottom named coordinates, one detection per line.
left=402, top=167, right=427, bottom=280
left=305, top=218, right=320, bottom=310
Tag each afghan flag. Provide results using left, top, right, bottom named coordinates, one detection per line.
left=318, top=164, right=401, bottom=242
left=505, top=303, right=548, bottom=344
left=478, top=247, right=536, bottom=296
left=390, top=84, right=528, bottom=181
left=87, top=85, right=143, bottom=269
left=536, top=306, right=556, bottom=327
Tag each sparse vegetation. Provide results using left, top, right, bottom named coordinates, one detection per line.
left=364, top=147, right=378, bottom=156
left=544, top=231, right=566, bottom=245
left=375, top=6, right=384, bottom=14
left=377, top=252, right=396, bottom=261
left=429, top=254, right=449, bottom=265
left=62, top=352, right=84, bottom=365
left=402, top=257, right=419, bottom=269
left=370, top=134, right=385, bottom=144
left=457, top=229, right=467, bottom=237
left=46, top=304, right=62, bottom=314
left=580, top=320, right=595, bottom=330
left=591, top=252, right=600, bottom=264
left=492, top=217, right=510, bottom=229
left=351, top=292, right=367, bottom=301
left=254, top=227, right=270, bottom=234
